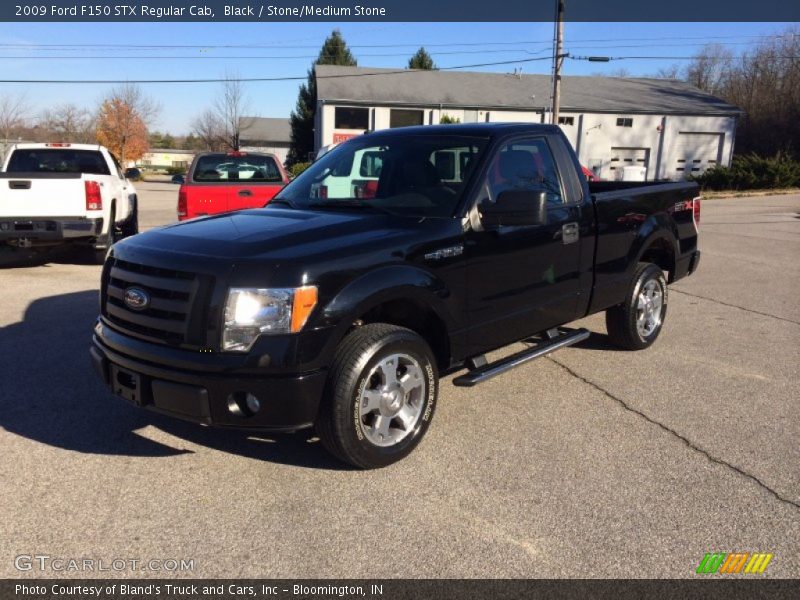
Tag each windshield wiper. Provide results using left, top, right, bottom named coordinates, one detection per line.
left=308, top=200, right=396, bottom=215
left=268, top=197, right=296, bottom=209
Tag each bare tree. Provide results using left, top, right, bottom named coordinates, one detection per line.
left=654, top=64, right=682, bottom=79
left=718, top=28, right=800, bottom=157
left=0, top=92, right=28, bottom=154
left=215, top=73, right=252, bottom=151
left=39, top=103, right=95, bottom=143
left=108, top=82, right=160, bottom=126
left=192, top=73, right=252, bottom=152
left=591, top=67, right=632, bottom=78
left=684, top=44, right=734, bottom=94
left=191, top=108, right=227, bottom=151
left=608, top=67, right=632, bottom=78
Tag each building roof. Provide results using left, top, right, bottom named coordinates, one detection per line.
left=239, top=117, right=292, bottom=143
left=315, top=65, right=741, bottom=116
left=358, top=122, right=563, bottom=139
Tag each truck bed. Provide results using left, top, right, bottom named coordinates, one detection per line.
left=587, top=179, right=700, bottom=313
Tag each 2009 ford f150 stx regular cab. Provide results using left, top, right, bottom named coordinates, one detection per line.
left=0, top=143, right=138, bottom=262
left=90, top=123, right=700, bottom=468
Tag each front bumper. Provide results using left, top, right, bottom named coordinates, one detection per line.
left=0, top=217, right=103, bottom=243
left=91, top=323, right=327, bottom=432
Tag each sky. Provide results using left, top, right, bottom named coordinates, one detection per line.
left=0, top=21, right=792, bottom=135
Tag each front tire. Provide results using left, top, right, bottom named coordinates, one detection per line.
left=605, top=262, right=668, bottom=350
left=317, top=323, right=438, bottom=469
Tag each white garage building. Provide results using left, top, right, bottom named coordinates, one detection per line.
left=314, top=65, right=741, bottom=181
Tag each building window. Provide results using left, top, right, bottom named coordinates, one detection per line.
left=390, top=109, right=424, bottom=128
left=616, top=118, right=633, bottom=127
left=334, top=107, right=370, bottom=130
left=558, top=116, right=574, bottom=126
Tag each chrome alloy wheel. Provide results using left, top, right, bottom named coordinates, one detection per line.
left=358, top=353, right=425, bottom=447
left=636, top=279, right=663, bottom=339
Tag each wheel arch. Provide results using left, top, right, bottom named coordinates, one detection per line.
left=630, top=221, right=679, bottom=282
left=317, top=265, right=456, bottom=370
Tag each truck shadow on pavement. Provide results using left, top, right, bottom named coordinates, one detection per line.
left=0, top=290, right=348, bottom=470
left=0, top=246, right=99, bottom=268
left=571, top=332, right=617, bottom=351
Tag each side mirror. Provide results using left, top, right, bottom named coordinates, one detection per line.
left=480, top=190, right=548, bottom=228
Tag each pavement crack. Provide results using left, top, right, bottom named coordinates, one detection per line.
left=548, top=357, right=800, bottom=510
left=671, top=288, right=800, bottom=326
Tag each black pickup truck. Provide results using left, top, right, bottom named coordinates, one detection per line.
left=91, top=123, right=700, bottom=468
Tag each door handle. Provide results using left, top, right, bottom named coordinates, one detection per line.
left=238, top=189, right=253, bottom=197
left=562, top=222, right=579, bottom=244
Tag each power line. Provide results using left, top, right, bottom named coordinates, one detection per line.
left=0, top=32, right=790, bottom=51
left=0, top=40, right=772, bottom=59
left=0, top=56, right=552, bottom=84
left=564, top=40, right=786, bottom=51
left=0, top=48, right=546, bottom=60
left=570, top=55, right=800, bottom=61
left=0, top=40, right=550, bottom=50
left=4, top=40, right=771, bottom=53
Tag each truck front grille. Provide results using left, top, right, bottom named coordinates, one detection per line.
left=102, top=258, right=212, bottom=346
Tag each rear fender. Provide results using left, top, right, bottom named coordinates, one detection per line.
left=628, top=213, right=679, bottom=277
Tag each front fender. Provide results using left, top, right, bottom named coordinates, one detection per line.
left=313, top=264, right=457, bottom=356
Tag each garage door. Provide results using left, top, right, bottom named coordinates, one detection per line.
left=674, top=132, right=723, bottom=179
left=610, top=147, right=650, bottom=178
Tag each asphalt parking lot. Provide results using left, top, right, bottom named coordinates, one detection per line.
left=1, top=183, right=798, bottom=578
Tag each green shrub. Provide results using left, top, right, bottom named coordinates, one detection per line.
left=439, top=115, right=461, bottom=124
left=165, top=166, right=185, bottom=176
left=289, top=162, right=311, bottom=178
left=691, top=152, right=800, bottom=191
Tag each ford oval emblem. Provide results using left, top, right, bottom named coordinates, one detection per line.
left=123, top=287, right=150, bottom=311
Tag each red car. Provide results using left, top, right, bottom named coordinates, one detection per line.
left=178, top=151, right=289, bottom=221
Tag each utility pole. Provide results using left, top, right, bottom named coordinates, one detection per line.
left=551, top=0, right=566, bottom=125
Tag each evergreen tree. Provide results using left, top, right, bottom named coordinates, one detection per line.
left=287, top=30, right=357, bottom=165
left=408, top=47, right=436, bottom=70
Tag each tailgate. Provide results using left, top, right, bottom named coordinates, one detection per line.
left=184, top=183, right=228, bottom=218
left=0, top=173, right=87, bottom=218
left=227, top=182, right=284, bottom=212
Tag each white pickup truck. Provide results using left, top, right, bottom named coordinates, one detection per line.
left=0, top=143, right=138, bottom=262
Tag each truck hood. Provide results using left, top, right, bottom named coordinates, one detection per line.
left=122, top=207, right=429, bottom=263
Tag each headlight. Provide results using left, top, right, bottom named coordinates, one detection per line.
left=222, top=286, right=318, bottom=352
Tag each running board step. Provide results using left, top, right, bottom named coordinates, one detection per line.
left=452, top=327, right=590, bottom=387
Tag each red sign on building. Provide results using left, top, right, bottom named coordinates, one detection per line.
left=333, top=133, right=358, bottom=144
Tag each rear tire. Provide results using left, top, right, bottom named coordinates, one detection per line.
left=605, top=262, right=667, bottom=350
left=317, top=323, right=438, bottom=469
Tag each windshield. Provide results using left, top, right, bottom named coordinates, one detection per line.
left=274, top=133, right=489, bottom=218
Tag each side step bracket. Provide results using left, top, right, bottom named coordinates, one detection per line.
left=452, top=327, right=590, bottom=387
